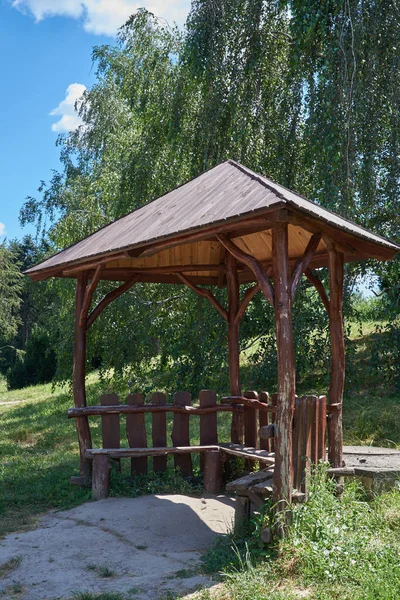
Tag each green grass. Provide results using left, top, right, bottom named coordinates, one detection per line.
left=193, top=468, right=400, bottom=600
left=1, top=324, right=400, bottom=600
left=0, top=372, right=231, bottom=537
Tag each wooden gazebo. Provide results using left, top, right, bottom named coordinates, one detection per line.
left=26, top=160, right=399, bottom=506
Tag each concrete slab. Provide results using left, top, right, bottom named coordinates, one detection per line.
left=343, top=446, right=400, bottom=492
left=0, top=494, right=235, bottom=600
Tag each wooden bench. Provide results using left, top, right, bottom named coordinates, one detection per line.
left=85, top=443, right=276, bottom=500
left=226, top=468, right=305, bottom=533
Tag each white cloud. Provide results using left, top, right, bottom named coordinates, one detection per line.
left=0, top=222, right=6, bottom=237
left=50, top=83, right=87, bottom=133
left=12, top=0, right=190, bottom=36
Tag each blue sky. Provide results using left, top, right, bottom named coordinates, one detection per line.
left=0, top=0, right=190, bottom=242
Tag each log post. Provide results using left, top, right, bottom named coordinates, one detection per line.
left=272, top=222, right=296, bottom=512
left=226, top=252, right=242, bottom=443
left=204, top=450, right=223, bottom=493
left=92, top=454, right=110, bottom=500
left=328, top=246, right=345, bottom=468
left=73, top=272, right=92, bottom=478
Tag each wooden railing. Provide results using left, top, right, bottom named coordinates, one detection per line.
left=68, top=390, right=243, bottom=477
left=69, top=390, right=328, bottom=479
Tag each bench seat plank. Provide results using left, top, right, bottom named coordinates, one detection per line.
left=219, top=443, right=275, bottom=464
left=86, top=445, right=220, bottom=458
left=226, top=467, right=274, bottom=493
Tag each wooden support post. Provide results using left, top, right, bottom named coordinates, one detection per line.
left=272, top=222, right=296, bottom=511
left=328, top=247, right=345, bottom=468
left=73, top=272, right=92, bottom=478
left=234, top=495, right=250, bottom=532
left=92, top=454, right=110, bottom=500
left=204, top=450, right=223, bottom=493
left=226, top=252, right=243, bottom=444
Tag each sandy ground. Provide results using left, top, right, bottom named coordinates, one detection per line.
left=0, top=494, right=235, bottom=600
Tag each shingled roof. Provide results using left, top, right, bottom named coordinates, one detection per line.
left=26, top=160, right=399, bottom=284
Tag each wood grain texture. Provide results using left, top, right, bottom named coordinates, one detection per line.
left=234, top=283, right=260, bottom=324
left=226, top=252, right=242, bottom=444
left=203, top=450, right=223, bottom=493
left=126, top=394, right=148, bottom=476
left=217, top=234, right=275, bottom=306
left=100, top=393, right=121, bottom=472
left=291, top=233, right=322, bottom=297
left=151, top=392, right=167, bottom=473
left=86, top=276, right=139, bottom=329
left=92, top=454, right=110, bottom=500
left=328, top=247, right=345, bottom=468
left=171, top=392, right=193, bottom=477
left=199, top=390, right=218, bottom=471
left=28, top=160, right=398, bottom=282
left=79, top=264, right=105, bottom=327
left=272, top=222, right=296, bottom=510
left=73, top=272, right=92, bottom=478
left=258, top=391, right=271, bottom=451
left=68, top=403, right=243, bottom=417
left=176, top=273, right=228, bottom=320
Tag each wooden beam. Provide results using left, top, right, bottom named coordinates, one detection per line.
left=86, top=275, right=139, bottom=329
left=68, top=404, right=244, bottom=418
left=288, top=212, right=358, bottom=256
left=234, top=283, right=260, bottom=325
left=128, top=264, right=221, bottom=275
left=73, top=272, right=92, bottom=478
left=272, top=222, right=296, bottom=517
left=327, top=246, right=345, bottom=468
left=305, top=268, right=330, bottom=313
left=221, top=396, right=275, bottom=412
left=139, top=210, right=284, bottom=258
left=176, top=273, right=228, bottom=321
left=291, top=234, right=322, bottom=297
left=79, top=264, right=105, bottom=328
left=62, top=252, right=131, bottom=277
left=217, top=234, right=274, bottom=306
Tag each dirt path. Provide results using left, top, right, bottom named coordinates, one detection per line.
left=0, top=494, right=235, bottom=600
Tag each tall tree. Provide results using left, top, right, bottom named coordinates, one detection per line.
left=0, top=244, right=22, bottom=341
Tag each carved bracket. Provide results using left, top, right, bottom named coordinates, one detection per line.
left=216, top=234, right=274, bottom=307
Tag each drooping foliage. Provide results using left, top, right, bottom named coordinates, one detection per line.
left=19, top=2, right=400, bottom=392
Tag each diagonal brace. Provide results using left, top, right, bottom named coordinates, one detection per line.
left=86, top=275, right=139, bottom=330
left=217, top=234, right=274, bottom=306
left=291, top=233, right=322, bottom=298
left=234, top=283, right=260, bottom=325
left=305, top=268, right=330, bottom=313
left=176, top=273, right=228, bottom=321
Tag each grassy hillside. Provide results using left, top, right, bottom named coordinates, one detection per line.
left=0, top=325, right=399, bottom=540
